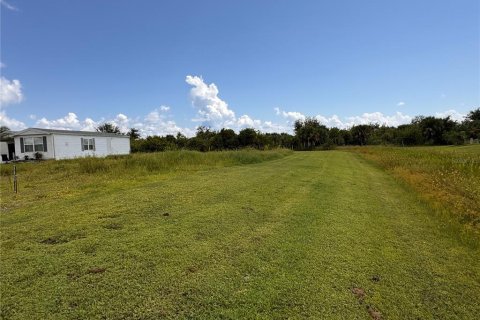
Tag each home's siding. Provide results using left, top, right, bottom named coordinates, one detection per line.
left=0, top=142, right=8, bottom=156
left=53, top=135, right=130, bottom=160
left=14, top=135, right=55, bottom=160
left=110, top=137, right=131, bottom=155
left=13, top=133, right=130, bottom=160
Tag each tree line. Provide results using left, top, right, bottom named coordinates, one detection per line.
left=113, top=108, right=478, bottom=152
left=293, top=108, right=480, bottom=149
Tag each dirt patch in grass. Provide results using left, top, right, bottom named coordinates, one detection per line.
left=39, top=232, right=86, bottom=245
left=40, top=237, right=69, bottom=245
left=367, top=305, right=383, bottom=320
left=162, top=212, right=170, bottom=217
left=351, top=287, right=383, bottom=319
left=242, top=206, right=255, bottom=213
left=100, top=213, right=121, bottom=219
left=351, top=287, right=365, bottom=301
left=371, top=275, right=381, bottom=282
left=186, top=266, right=199, bottom=274
left=103, top=222, right=123, bottom=230
left=87, top=267, right=106, bottom=274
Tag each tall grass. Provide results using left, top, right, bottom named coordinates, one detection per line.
left=348, top=145, right=480, bottom=233
left=1, top=149, right=292, bottom=177
left=77, top=149, right=292, bottom=174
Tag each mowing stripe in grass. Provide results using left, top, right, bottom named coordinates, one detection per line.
left=1, top=151, right=479, bottom=319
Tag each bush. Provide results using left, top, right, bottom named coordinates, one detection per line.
left=321, top=141, right=336, bottom=150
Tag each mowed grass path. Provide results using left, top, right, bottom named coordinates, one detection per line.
left=1, top=152, right=479, bottom=319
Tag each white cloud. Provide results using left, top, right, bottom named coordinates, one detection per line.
left=274, top=107, right=306, bottom=122
left=185, top=75, right=287, bottom=132
left=274, top=107, right=413, bottom=129
left=435, top=109, right=466, bottom=122
left=159, top=105, right=170, bottom=111
left=344, top=111, right=412, bottom=127
left=315, top=114, right=346, bottom=128
left=34, top=107, right=195, bottom=137
left=0, top=110, right=26, bottom=130
left=0, top=0, right=18, bottom=11
left=397, top=101, right=405, bottom=106
left=185, top=75, right=236, bottom=127
left=235, top=114, right=262, bottom=129
left=36, top=112, right=88, bottom=130
left=0, top=76, right=23, bottom=106
left=140, top=108, right=193, bottom=137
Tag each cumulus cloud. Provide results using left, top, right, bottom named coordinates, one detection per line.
left=344, top=112, right=412, bottom=127
left=236, top=114, right=260, bottom=128
left=186, top=75, right=235, bottom=126
left=274, top=107, right=306, bottom=122
left=185, top=75, right=286, bottom=132
left=315, top=114, right=346, bottom=128
left=435, top=109, right=466, bottom=122
left=34, top=106, right=195, bottom=137
left=274, top=107, right=414, bottom=129
left=35, top=112, right=97, bottom=131
left=397, top=101, right=405, bottom=106
left=140, top=107, right=194, bottom=137
left=0, top=110, right=26, bottom=130
left=0, top=76, right=23, bottom=106
left=0, top=75, right=26, bottom=130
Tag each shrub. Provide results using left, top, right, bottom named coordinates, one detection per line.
left=321, top=141, right=337, bottom=150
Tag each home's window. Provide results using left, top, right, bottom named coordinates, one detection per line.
left=82, top=138, right=95, bottom=151
left=24, top=138, right=34, bottom=152
left=34, top=137, right=44, bottom=151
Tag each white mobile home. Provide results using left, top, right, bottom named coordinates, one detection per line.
left=13, top=128, right=130, bottom=160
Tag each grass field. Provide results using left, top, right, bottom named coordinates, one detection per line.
left=1, top=149, right=479, bottom=319
left=348, top=145, right=480, bottom=235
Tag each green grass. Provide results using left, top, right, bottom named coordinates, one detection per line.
left=1, top=150, right=479, bottom=319
left=346, top=145, right=480, bottom=235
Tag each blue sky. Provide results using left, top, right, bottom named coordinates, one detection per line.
left=1, top=0, right=478, bottom=135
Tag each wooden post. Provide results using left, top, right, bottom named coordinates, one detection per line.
left=13, top=165, right=17, bottom=193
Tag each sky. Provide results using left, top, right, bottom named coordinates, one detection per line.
left=1, top=0, right=479, bottom=136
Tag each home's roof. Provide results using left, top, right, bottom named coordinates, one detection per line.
left=14, top=128, right=129, bottom=138
left=0, top=130, right=16, bottom=141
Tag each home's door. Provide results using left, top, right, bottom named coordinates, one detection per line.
left=8, top=142, right=15, bottom=160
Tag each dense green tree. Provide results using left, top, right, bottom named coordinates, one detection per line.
left=350, top=125, right=374, bottom=146
left=238, top=128, right=257, bottom=147
left=0, top=126, right=13, bottom=141
left=464, top=108, right=480, bottom=139
left=394, top=124, right=423, bottom=145
left=128, top=128, right=140, bottom=140
left=96, top=123, right=122, bottom=134
left=294, top=117, right=329, bottom=149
